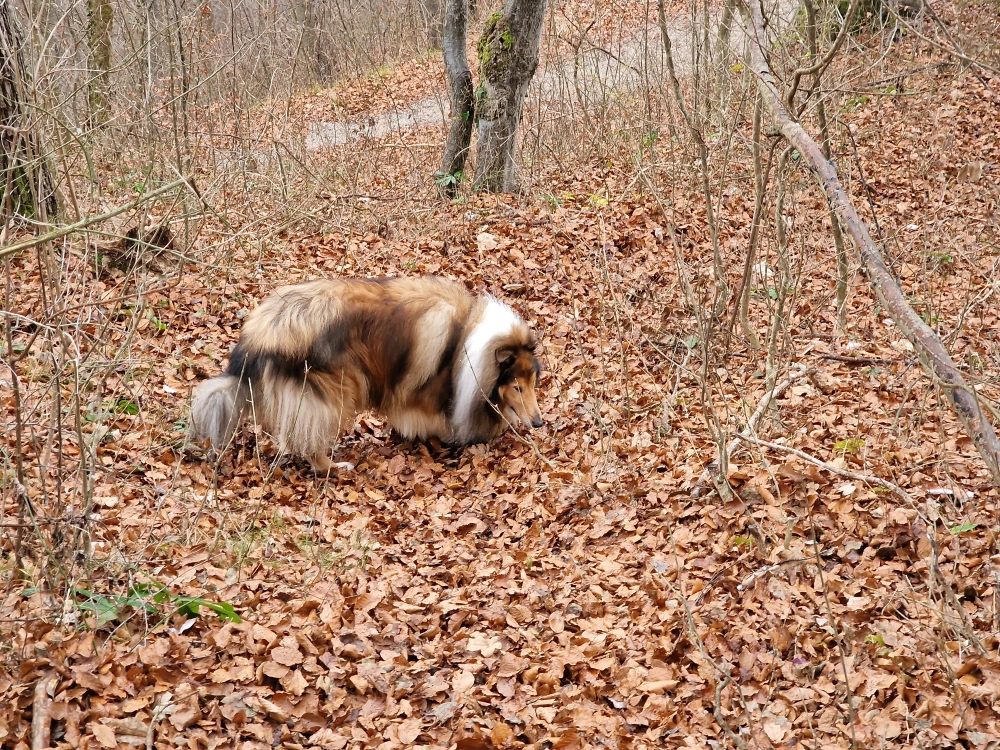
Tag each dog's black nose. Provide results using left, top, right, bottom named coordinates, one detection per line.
left=531, top=417, right=543, bottom=428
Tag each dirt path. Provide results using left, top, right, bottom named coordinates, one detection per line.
left=305, top=2, right=795, bottom=150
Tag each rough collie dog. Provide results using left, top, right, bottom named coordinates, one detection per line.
left=191, top=276, right=542, bottom=471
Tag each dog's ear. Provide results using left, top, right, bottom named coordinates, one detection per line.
left=526, top=332, right=538, bottom=352
left=496, top=347, right=515, bottom=367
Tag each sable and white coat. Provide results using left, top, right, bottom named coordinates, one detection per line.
left=191, top=276, right=542, bottom=471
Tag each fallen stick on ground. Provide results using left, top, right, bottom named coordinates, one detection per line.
left=739, top=434, right=913, bottom=503
left=0, top=176, right=194, bottom=261
left=31, top=671, right=57, bottom=750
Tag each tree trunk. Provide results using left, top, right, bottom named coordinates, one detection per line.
left=0, top=0, right=56, bottom=221
left=87, top=0, right=113, bottom=125
left=438, top=0, right=474, bottom=197
left=473, top=0, right=546, bottom=192
left=743, top=1, right=1000, bottom=486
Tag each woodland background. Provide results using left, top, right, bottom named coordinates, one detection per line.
left=2, top=0, right=1000, bottom=748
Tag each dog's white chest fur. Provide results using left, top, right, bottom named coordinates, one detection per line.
left=450, top=297, right=519, bottom=444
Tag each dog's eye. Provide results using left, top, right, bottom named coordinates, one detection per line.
left=514, top=385, right=522, bottom=392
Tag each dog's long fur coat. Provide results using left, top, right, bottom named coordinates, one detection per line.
left=191, top=276, right=542, bottom=471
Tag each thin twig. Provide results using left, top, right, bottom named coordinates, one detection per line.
left=693, top=367, right=814, bottom=494
left=814, top=352, right=902, bottom=366
left=786, top=0, right=863, bottom=108
left=743, top=1, right=1000, bottom=485
left=906, top=1, right=998, bottom=86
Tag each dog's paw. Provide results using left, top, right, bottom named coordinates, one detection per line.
left=309, top=454, right=355, bottom=474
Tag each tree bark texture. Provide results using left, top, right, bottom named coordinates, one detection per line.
left=439, top=0, right=474, bottom=196
left=87, top=0, right=113, bottom=124
left=0, top=0, right=56, bottom=220
left=744, top=1, right=1000, bottom=486
left=473, top=0, right=546, bottom=192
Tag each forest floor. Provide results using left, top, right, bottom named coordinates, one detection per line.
left=2, top=2, right=1000, bottom=750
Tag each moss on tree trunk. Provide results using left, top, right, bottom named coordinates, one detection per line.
left=473, top=0, right=545, bottom=192
left=437, top=0, right=545, bottom=194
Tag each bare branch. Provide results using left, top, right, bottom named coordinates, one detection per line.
left=693, top=367, right=814, bottom=495
left=743, top=1, right=1000, bottom=486
left=656, top=0, right=728, bottom=314
left=920, top=0, right=996, bottom=91
left=786, top=0, right=862, bottom=109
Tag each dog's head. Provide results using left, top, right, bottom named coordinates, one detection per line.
left=494, top=333, right=543, bottom=431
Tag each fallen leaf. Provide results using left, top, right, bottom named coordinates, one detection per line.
left=477, top=232, right=499, bottom=252
left=397, top=717, right=422, bottom=744
left=209, top=667, right=234, bottom=683
left=167, top=701, right=200, bottom=731
left=456, top=737, right=493, bottom=750
left=491, top=721, right=514, bottom=747
left=452, top=669, right=476, bottom=693
left=262, top=661, right=289, bottom=679
left=90, top=722, right=117, bottom=749
left=467, top=632, right=502, bottom=657
left=281, top=669, right=309, bottom=696
left=763, top=717, right=788, bottom=743
left=270, top=645, right=303, bottom=666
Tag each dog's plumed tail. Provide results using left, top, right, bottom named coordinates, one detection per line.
left=191, top=374, right=248, bottom=455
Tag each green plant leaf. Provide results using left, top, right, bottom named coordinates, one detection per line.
left=173, top=597, right=242, bottom=622
left=114, top=398, right=139, bottom=415
left=834, top=438, right=864, bottom=454
left=74, top=589, right=122, bottom=627
left=434, top=171, right=460, bottom=188
left=948, top=522, right=978, bottom=535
